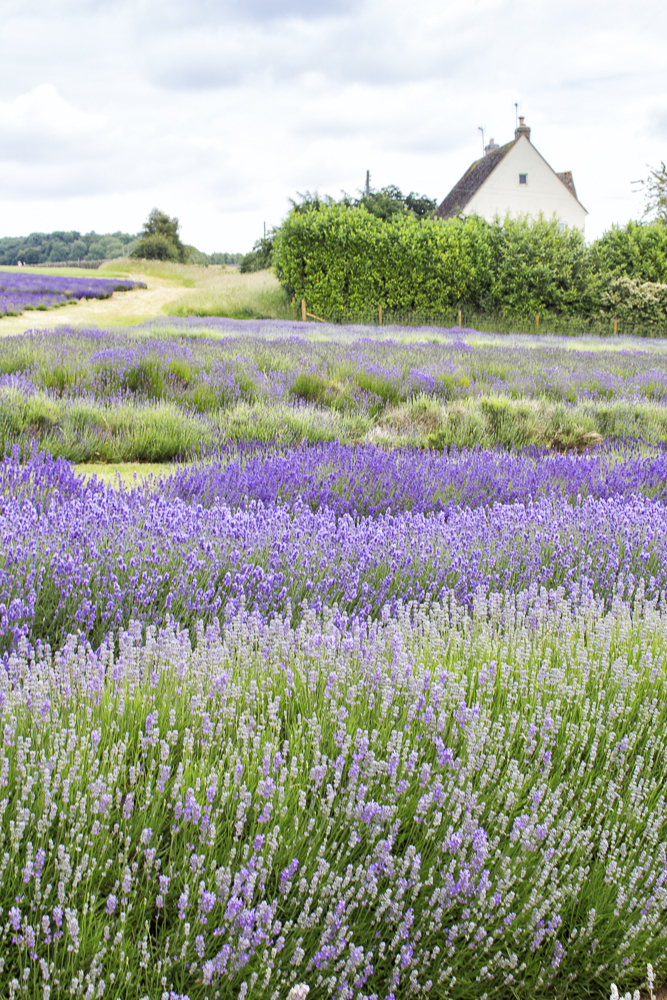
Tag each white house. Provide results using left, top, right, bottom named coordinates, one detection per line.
left=436, top=119, right=587, bottom=231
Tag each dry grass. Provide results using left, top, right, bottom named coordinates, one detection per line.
left=163, top=267, right=292, bottom=319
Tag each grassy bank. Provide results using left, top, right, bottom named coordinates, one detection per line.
left=6, top=390, right=667, bottom=462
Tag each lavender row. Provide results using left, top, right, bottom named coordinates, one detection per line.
left=0, top=271, right=145, bottom=318
left=0, top=592, right=665, bottom=997
left=163, top=441, right=667, bottom=515
left=0, top=292, right=70, bottom=317
left=3, top=325, right=667, bottom=409
left=1, top=449, right=665, bottom=655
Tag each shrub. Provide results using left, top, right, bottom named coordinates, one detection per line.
left=600, top=275, right=667, bottom=328
left=130, top=232, right=181, bottom=262
left=239, top=235, right=275, bottom=273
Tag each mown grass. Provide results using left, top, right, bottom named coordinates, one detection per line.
left=74, top=460, right=181, bottom=485
left=99, top=261, right=295, bottom=320
left=99, top=258, right=199, bottom=288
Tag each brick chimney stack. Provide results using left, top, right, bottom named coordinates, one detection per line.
left=514, top=116, right=531, bottom=141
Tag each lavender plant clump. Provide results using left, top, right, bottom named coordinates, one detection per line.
left=3, top=324, right=667, bottom=409
left=1, top=446, right=667, bottom=657
left=0, top=592, right=666, bottom=998
left=0, top=272, right=145, bottom=318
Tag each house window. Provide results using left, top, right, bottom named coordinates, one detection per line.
left=558, top=221, right=566, bottom=232
left=519, top=174, right=527, bottom=185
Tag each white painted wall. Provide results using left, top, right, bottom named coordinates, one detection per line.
left=465, top=137, right=587, bottom=231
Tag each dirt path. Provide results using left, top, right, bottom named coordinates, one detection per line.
left=0, top=271, right=197, bottom=336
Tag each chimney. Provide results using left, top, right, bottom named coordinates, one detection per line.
left=514, top=116, right=531, bottom=141
left=484, top=137, right=499, bottom=156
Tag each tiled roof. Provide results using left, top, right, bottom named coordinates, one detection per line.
left=435, top=141, right=516, bottom=220
left=556, top=171, right=577, bottom=199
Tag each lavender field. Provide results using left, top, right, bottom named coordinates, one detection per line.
left=0, top=319, right=666, bottom=1000
left=0, top=271, right=145, bottom=318
left=3, top=321, right=667, bottom=460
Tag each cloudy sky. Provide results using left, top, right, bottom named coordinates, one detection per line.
left=0, top=0, right=666, bottom=252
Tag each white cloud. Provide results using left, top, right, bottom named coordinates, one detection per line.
left=0, top=85, right=107, bottom=164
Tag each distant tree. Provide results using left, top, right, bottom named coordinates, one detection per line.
left=48, top=239, right=69, bottom=262
left=0, top=228, right=139, bottom=265
left=70, top=239, right=88, bottom=260
left=183, top=245, right=209, bottom=266
left=208, top=252, right=244, bottom=265
left=130, top=208, right=187, bottom=262
left=288, top=191, right=337, bottom=214
left=404, top=191, right=438, bottom=220
left=635, top=162, right=667, bottom=225
left=130, top=233, right=181, bottom=262
left=239, top=235, right=275, bottom=273
left=356, top=184, right=436, bottom=221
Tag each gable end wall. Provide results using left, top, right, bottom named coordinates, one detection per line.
left=464, top=138, right=587, bottom=230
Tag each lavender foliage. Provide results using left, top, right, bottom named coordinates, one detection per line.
left=0, top=318, right=666, bottom=999
left=1, top=447, right=666, bottom=656
left=164, top=441, right=667, bottom=514
left=0, top=592, right=665, bottom=998
left=2, top=325, right=667, bottom=409
left=0, top=272, right=146, bottom=317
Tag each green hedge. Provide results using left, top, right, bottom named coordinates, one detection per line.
left=274, top=205, right=493, bottom=318
left=589, top=220, right=667, bottom=283
left=273, top=206, right=667, bottom=327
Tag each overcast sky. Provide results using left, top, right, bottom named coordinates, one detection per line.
left=0, top=0, right=665, bottom=252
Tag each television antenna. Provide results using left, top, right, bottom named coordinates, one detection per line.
left=478, top=126, right=485, bottom=154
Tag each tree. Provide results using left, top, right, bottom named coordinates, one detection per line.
left=239, top=235, right=275, bottom=273
left=130, top=208, right=187, bottom=262
left=288, top=186, right=437, bottom=222
left=345, top=184, right=436, bottom=221
left=635, top=162, right=667, bottom=225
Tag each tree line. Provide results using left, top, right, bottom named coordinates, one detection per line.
left=0, top=211, right=242, bottom=267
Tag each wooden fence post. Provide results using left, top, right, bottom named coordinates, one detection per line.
left=301, top=299, right=306, bottom=322
left=458, top=309, right=462, bottom=327
left=379, top=305, right=383, bottom=325
left=536, top=314, right=540, bottom=330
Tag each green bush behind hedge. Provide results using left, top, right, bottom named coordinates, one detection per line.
left=273, top=206, right=667, bottom=327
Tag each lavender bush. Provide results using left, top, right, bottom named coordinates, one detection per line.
left=1, top=446, right=666, bottom=657
left=0, top=591, right=665, bottom=998
left=0, top=273, right=145, bottom=318
left=3, top=324, right=667, bottom=409
left=163, top=440, right=667, bottom=514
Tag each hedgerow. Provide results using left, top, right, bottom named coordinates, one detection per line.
left=273, top=206, right=667, bottom=328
